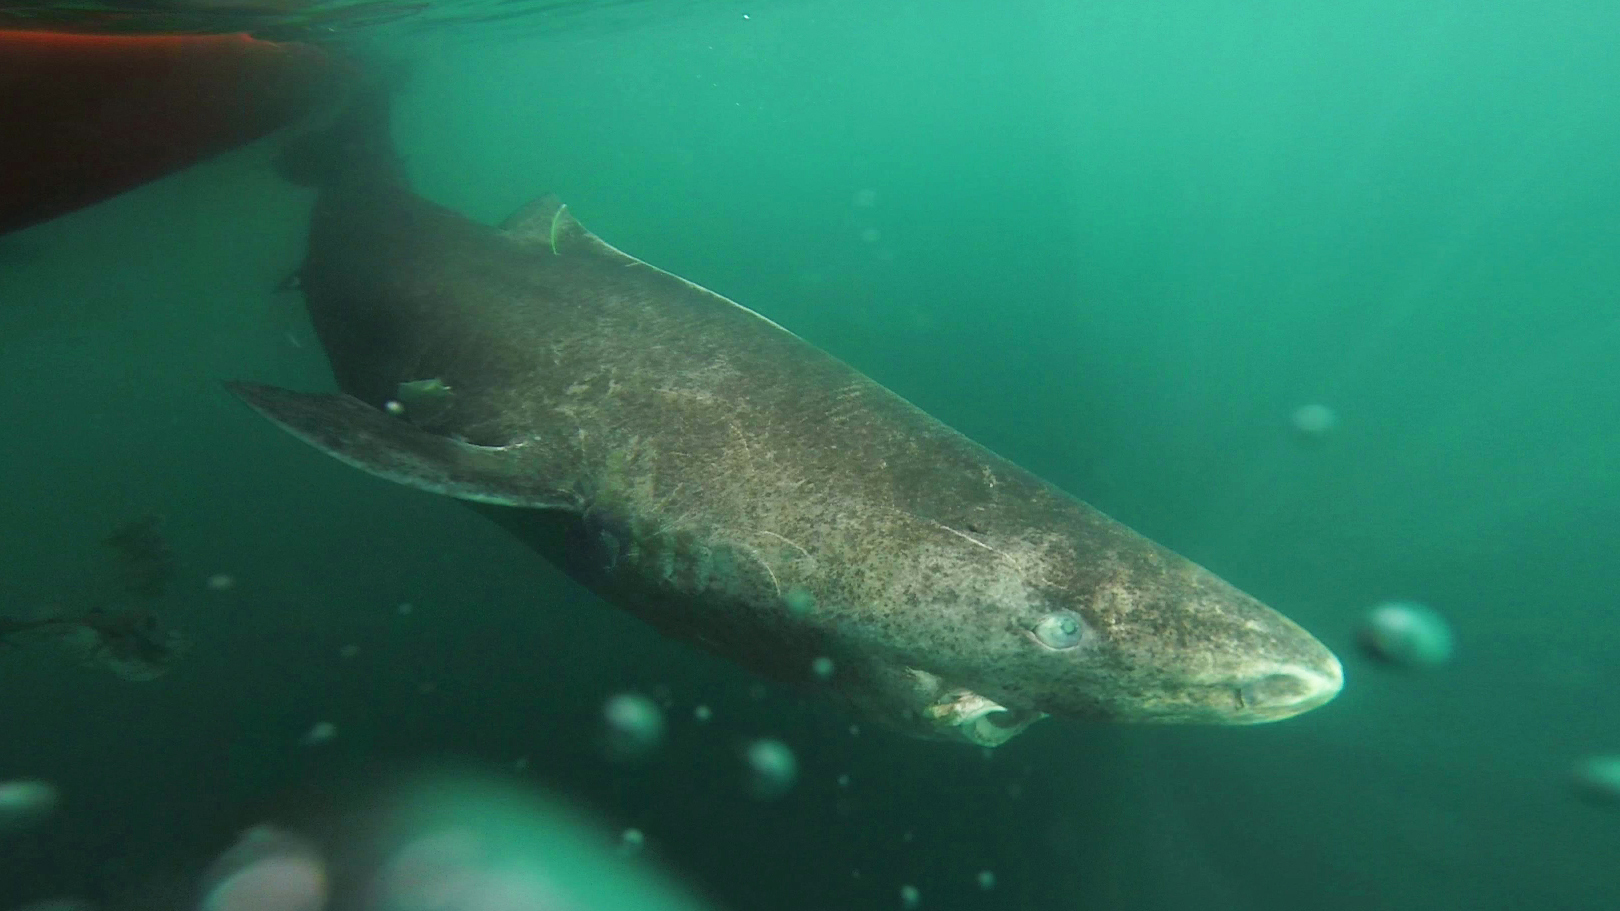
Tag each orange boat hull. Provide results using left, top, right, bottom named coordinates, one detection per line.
left=0, top=29, right=344, bottom=235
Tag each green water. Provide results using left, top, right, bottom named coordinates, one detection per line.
left=2, top=0, right=1617, bottom=908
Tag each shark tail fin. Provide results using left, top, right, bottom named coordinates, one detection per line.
left=275, top=62, right=409, bottom=188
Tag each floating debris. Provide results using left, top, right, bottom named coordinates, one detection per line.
left=602, top=692, right=665, bottom=761
left=65, top=610, right=189, bottom=681
left=1358, top=600, right=1454, bottom=667
left=1569, top=755, right=1620, bottom=808
left=302, top=721, right=338, bottom=746
left=197, top=825, right=326, bottom=911
left=102, top=515, right=177, bottom=600
left=3, top=607, right=188, bottom=681
left=0, top=779, right=59, bottom=834
left=0, top=518, right=190, bottom=680
left=619, top=828, right=645, bottom=855
left=1290, top=403, right=1339, bottom=439
left=743, top=738, right=797, bottom=801
left=322, top=772, right=719, bottom=911
left=899, top=884, right=921, bottom=909
left=206, top=573, right=236, bottom=592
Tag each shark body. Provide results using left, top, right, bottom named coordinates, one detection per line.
left=231, top=99, right=1342, bottom=745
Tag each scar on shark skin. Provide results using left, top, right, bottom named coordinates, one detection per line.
left=927, top=519, right=1051, bottom=588
left=730, top=540, right=782, bottom=598
left=649, top=508, right=694, bottom=539
left=757, top=529, right=814, bottom=565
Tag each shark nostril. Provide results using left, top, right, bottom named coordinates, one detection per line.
left=1237, top=663, right=1341, bottom=714
left=1238, top=673, right=1310, bottom=709
left=1234, top=643, right=1345, bottom=718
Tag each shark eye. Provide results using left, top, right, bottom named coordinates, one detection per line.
left=1032, top=611, right=1085, bottom=650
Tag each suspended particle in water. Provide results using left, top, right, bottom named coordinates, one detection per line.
left=811, top=656, right=835, bottom=679
left=853, top=188, right=878, bottom=208
left=374, top=828, right=568, bottom=911
left=301, top=722, right=337, bottom=746
left=899, top=884, right=921, bottom=909
left=848, top=724, right=860, bottom=738
left=619, top=828, right=645, bottom=856
left=417, top=682, right=438, bottom=695
left=206, top=573, right=236, bottom=592
left=1357, top=600, right=1454, bottom=667
left=513, top=756, right=530, bottom=772
left=338, top=644, right=360, bottom=660
left=748, top=684, right=769, bottom=702
left=783, top=588, right=816, bottom=616
left=197, top=825, right=326, bottom=911
left=836, top=774, right=850, bottom=788
left=1290, top=403, right=1338, bottom=439
left=384, top=400, right=404, bottom=415
left=602, top=692, right=665, bottom=761
left=396, top=603, right=413, bottom=616
left=743, top=738, right=798, bottom=801
left=693, top=705, right=713, bottom=722
left=860, top=227, right=882, bottom=244
left=0, top=779, right=59, bottom=833
left=977, top=870, right=996, bottom=891
left=1569, top=755, right=1620, bottom=808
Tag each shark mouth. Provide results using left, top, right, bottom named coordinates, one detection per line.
left=924, top=687, right=1047, bottom=747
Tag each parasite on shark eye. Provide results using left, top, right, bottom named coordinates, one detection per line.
left=1032, top=611, right=1085, bottom=650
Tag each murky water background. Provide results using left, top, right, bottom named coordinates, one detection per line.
left=3, top=1, right=1618, bottom=908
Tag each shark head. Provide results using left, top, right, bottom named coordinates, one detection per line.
left=836, top=501, right=1343, bottom=747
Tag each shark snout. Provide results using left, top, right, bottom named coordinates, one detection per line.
left=1234, top=649, right=1344, bottom=722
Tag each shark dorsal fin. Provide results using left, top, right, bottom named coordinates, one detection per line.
left=500, top=195, right=635, bottom=263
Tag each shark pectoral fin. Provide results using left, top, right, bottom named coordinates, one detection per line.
left=500, top=194, right=640, bottom=264
left=225, top=382, right=569, bottom=509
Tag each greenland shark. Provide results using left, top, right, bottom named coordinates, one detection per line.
left=229, top=92, right=1342, bottom=746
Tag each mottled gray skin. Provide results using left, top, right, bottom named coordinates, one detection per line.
left=232, top=108, right=1341, bottom=745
